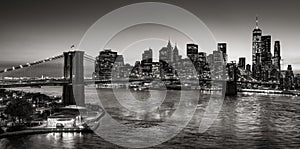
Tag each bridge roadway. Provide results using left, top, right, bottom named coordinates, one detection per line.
left=0, top=78, right=279, bottom=88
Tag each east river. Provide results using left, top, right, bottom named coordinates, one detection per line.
left=0, top=87, right=300, bottom=148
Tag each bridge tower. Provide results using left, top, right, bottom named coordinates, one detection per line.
left=62, top=51, right=85, bottom=106
left=225, top=62, right=238, bottom=96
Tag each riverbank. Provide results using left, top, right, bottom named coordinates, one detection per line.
left=0, top=127, right=93, bottom=139
left=238, top=88, right=300, bottom=96
left=97, top=86, right=300, bottom=96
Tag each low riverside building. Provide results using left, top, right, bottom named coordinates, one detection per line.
left=47, top=106, right=85, bottom=128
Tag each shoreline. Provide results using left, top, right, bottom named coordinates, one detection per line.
left=238, top=88, right=300, bottom=96
left=0, top=127, right=93, bottom=139
left=4, top=85, right=300, bottom=96
left=97, top=86, right=300, bottom=96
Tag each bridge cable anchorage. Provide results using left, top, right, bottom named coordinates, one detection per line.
left=0, top=54, right=64, bottom=74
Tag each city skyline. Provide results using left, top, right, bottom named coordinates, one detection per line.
left=0, top=1, right=300, bottom=148
left=1, top=0, right=300, bottom=69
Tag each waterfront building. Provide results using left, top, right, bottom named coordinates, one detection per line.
left=47, top=106, right=84, bottom=128
left=294, top=74, right=300, bottom=89
left=285, top=65, right=294, bottom=89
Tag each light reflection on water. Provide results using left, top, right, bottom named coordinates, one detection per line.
left=0, top=87, right=300, bottom=148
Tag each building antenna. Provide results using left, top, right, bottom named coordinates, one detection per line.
left=255, top=15, right=259, bottom=29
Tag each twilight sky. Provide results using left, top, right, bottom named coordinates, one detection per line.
left=1, top=0, right=300, bottom=70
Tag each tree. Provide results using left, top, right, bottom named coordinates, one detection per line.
left=4, top=98, right=33, bottom=123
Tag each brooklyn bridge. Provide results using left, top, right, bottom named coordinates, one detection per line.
left=0, top=50, right=281, bottom=106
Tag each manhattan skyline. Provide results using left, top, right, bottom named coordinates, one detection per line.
left=1, top=0, right=300, bottom=69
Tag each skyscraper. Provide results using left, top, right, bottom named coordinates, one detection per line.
left=273, top=41, right=281, bottom=71
left=208, top=49, right=226, bottom=79
left=283, top=65, right=294, bottom=90
left=197, top=52, right=207, bottom=74
left=172, top=43, right=181, bottom=69
left=261, top=35, right=272, bottom=81
left=246, top=64, right=251, bottom=72
left=94, top=49, right=119, bottom=80
left=159, top=40, right=175, bottom=78
left=173, top=44, right=179, bottom=61
left=261, top=35, right=272, bottom=66
left=217, top=43, right=227, bottom=62
left=238, top=57, right=246, bottom=70
left=159, top=40, right=173, bottom=64
left=142, top=48, right=153, bottom=61
left=167, top=40, right=173, bottom=62
left=246, top=64, right=252, bottom=76
left=252, top=16, right=263, bottom=80
left=141, top=48, right=153, bottom=76
left=187, top=43, right=198, bottom=63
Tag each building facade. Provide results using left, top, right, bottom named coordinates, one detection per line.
left=252, top=17, right=263, bottom=80
left=238, top=57, right=246, bottom=70
left=141, top=48, right=153, bottom=76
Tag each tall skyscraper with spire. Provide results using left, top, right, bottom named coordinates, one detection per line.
left=167, top=39, right=173, bottom=62
left=252, top=16, right=263, bottom=80
left=159, top=39, right=173, bottom=64
left=172, top=43, right=179, bottom=63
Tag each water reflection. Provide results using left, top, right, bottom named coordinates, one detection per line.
left=98, top=89, right=182, bottom=123
left=0, top=89, right=300, bottom=148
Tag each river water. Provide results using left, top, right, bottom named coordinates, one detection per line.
left=0, top=87, right=300, bottom=148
